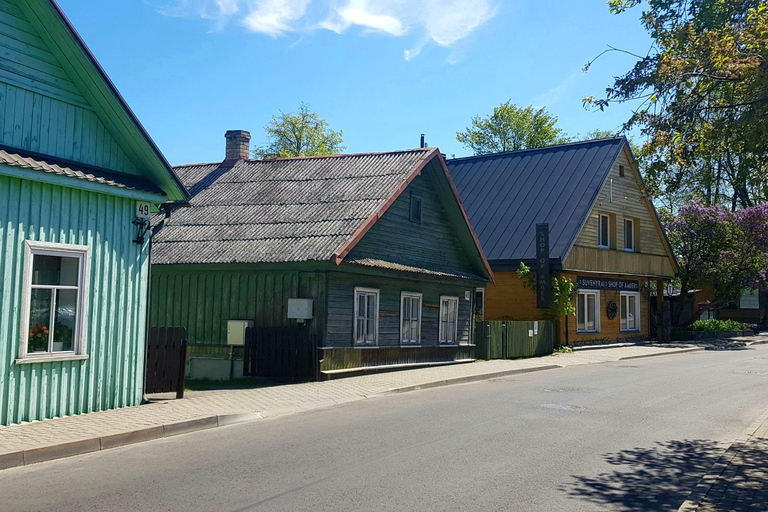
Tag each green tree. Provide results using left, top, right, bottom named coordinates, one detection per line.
left=456, top=102, right=570, bottom=155
left=584, top=1, right=768, bottom=210
left=664, top=200, right=768, bottom=324
left=517, top=263, right=577, bottom=345
left=254, top=103, right=345, bottom=158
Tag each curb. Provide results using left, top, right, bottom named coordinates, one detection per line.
left=619, top=346, right=705, bottom=361
left=572, top=341, right=646, bottom=352
left=677, top=406, right=768, bottom=511
left=383, top=365, right=563, bottom=394
left=0, top=412, right=262, bottom=471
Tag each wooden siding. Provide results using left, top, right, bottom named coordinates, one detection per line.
left=485, top=271, right=541, bottom=322
left=484, top=270, right=650, bottom=345
left=325, top=272, right=476, bottom=347
left=320, top=346, right=473, bottom=373
left=567, top=148, right=675, bottom=277
left=0, top=173, right=148, bottom=425
left=149, top=267, right=326, bottom=349
left=564, top=272, right=651, bottom=344
left=566, top=246, right=676, bottom=278
left=0, top=0, right=141, bottom=174
left=347, top=169, right=474, bottom=275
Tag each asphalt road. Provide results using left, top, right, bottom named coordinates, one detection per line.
left=2, top=345, right=768, bottom=512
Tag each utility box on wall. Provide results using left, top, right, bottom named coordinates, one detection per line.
left=287, top=298, right=314, bottom=321
left=227, top=320, right=254, bottom=346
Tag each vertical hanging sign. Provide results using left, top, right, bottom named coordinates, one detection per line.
left=536, top=223, right=551, bottom=309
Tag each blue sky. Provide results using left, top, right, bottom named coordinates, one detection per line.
left=58, top=0, right=651, bottom=165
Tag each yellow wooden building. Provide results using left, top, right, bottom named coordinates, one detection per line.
left=448, top=137, right=678, bottom=345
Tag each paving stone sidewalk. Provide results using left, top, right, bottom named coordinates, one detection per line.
left=0, top=343, right=707, bottom=470
left=679, top=406, right=768, bottom=511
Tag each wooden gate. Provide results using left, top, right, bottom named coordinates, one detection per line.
left=145, top=326, right=188, bottom=398
left=243, top=326, right=317, bottom=381
left=475, top=320, right=555, bottom=360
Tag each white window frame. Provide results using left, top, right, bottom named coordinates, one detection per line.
left=620, top=291, right=641, bottom=332
left=18, top=240, right=90, bottom=363
left=577, top=289, right=601, bottom=334
left=598, top=214, right=610, bottom=249
left=353, top=287, right=379, bottom=346
left=439, top=296, right=459, bottom=345
left=475, top=287, right=485, bottom=321
left=624, top=218, right=635, bottom=252
left=400, top=292, right=422, bottom=345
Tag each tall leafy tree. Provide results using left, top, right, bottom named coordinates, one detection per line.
left=254, top=103, right=345, bottom=158
left=664, top=200, right=768, bottom=323
left=585, top=1, right=768, bottom=210
left=456, top=102, right=570, bottom=155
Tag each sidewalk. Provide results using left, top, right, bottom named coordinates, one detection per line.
left=679, top=407, right=768, bottom=511
left=0, top=343, right=706, bottom=471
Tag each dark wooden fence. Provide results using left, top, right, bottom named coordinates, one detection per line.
left=243, top=326, right=318, bottom=381
left=145, top=326, right=188, bottom=398
left=475, top=320, right=555, bottom=360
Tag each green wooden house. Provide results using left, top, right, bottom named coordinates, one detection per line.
left=150, top=132, right=492, bottom=380
left=0, top=0, right=187, bottom=425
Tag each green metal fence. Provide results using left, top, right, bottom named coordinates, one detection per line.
left=475, top=320, right=556, bottom=360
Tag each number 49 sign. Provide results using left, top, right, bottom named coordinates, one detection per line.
left=135, top=201, right=151, bottom=220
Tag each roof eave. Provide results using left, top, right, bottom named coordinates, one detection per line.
left=434, top=153, right=495, bottom=284
left=41, top=0, right=189, bottom=201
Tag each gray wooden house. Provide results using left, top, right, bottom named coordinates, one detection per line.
left=150, top=132, right=492, bottom=380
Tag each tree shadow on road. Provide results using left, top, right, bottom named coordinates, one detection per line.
left=562, top=439, right=726, bottom=511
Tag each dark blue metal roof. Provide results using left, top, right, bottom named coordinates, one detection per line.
left=447, top=137, right=627, bottom=265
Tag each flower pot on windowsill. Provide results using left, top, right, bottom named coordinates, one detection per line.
left=52, top=342, right=64, bottom=352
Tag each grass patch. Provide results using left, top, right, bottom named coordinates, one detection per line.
left=552, top=346, right=573, bottom=355
left=185, top=377, right=275, bottom=391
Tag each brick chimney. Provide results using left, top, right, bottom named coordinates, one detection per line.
left=224, top=130, right=251, bottom=161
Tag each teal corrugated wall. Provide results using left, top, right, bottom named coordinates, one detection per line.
left=0, top=173, right=148, bottom=425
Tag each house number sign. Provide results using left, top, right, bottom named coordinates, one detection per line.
left=135, top=201, right=151, bottom=220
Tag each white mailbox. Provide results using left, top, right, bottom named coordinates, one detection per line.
left=227, top=320, right=254, bottom=346
left=287, top=298, right=314, bottom=320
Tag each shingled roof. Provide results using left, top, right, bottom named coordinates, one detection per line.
left=152, top=148, right=462, bottom=266
left=447, top=137, right=628, bottom=265
left=0, top=146, right=163, bottom=194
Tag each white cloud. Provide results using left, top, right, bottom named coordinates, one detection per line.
left=533, top=69, right=585, bottom=108
left=321, top=0, right=495, bottom=47
left=154, top=0, right=496, bottom=58
left=215, top=0, right=239, bottom=16
left=318, top=1, right=406, bottom=36
left=242, top=0, right=311, bottom=37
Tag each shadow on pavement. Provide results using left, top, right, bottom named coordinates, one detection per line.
left=693, top=339, right=754, bottom=351
left=563, top=439, right=726, bottom=511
